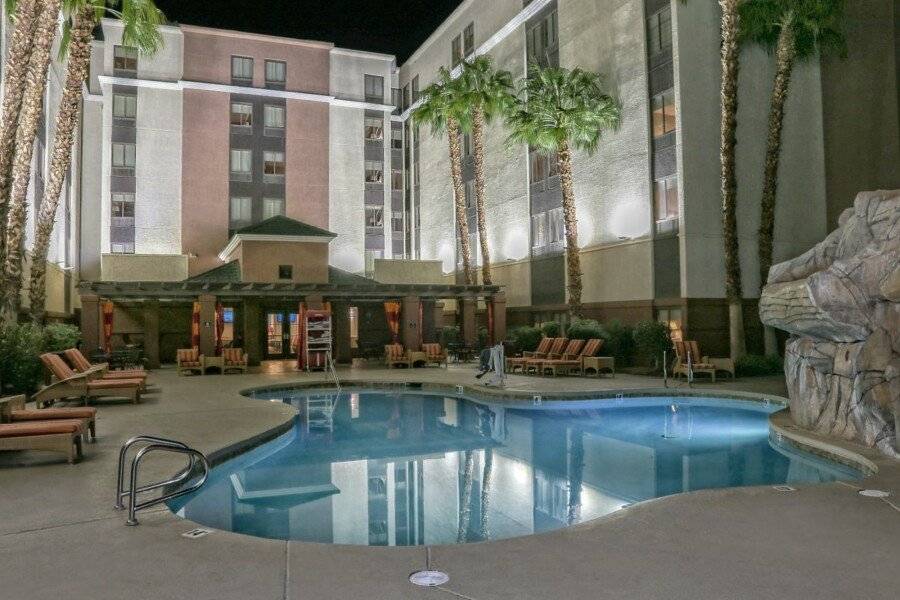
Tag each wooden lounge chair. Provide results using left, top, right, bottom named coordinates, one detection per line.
left=1, top=395, right=97, bottom=442
left=688, top=340, right=735, bottom=380
left=542, top=338, right=602, bottom=376
left=176, top=348, right=204, bottom=376
left=63, top=348, right=148, bottom=389
left=672, top=341, right=717, bottom=382
left=222, top=348, right=249, bottom=374
left=532, top=339, right=584, bottom=375
left=0, top=419, right=84, bottom=463
left=384, top=344, right=411, bottom=368
left=35, top=353, right=142, bottom=407
left=421, top=343, right=447, bottom=368
left=506, top=337, right=555, bottom=374
left=523, top=337, right=570, bottom=374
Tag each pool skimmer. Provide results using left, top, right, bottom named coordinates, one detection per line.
left=409, top=570, right=449, bottom=587
left=858, top=489, right=891, bottom=498
left=773, top=485, right=796, bottom=492
left=181, top=527, right=211, bottom=539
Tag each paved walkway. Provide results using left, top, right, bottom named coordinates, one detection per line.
left=0, top=366, right=897, bottom=600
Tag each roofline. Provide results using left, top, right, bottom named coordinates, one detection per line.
left=218, top=233, right=335, bottom=262
left=178, top=23, right=335, bottom=50
left=331, top=47, right=396, bottom=63
left=100, top=16, right=181, bottom=35
left=400, top=0, right=477, bottom=69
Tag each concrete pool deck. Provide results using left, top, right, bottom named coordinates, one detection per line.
left=1, top=365, right=897, bottom=600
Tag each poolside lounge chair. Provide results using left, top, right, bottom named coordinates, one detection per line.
left=0, top=419, right=85, bottom=463
left=506, top=337, right=555, bottom=374
left=35, top=353, right=142, bottom=407
left=0, top=395, right=96, bottom=442
left=222, top=348, right=249, bottom=374
left=523, top=337, right=570, bottom=374
left=176, top=348, right=204, bottom=376
left=384, top=344, right=411, bottom=368
left=688, top=340, right=736, bottom=380
left=63, top=348, right=148, bottom=389
left=542, top=338, right=603, bottom=376
left=672, top=341, right=717, bottom=382
left=421, top=343, right=448, bottom=368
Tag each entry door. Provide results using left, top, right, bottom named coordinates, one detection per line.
left=265, top=311, right=300, bottom=358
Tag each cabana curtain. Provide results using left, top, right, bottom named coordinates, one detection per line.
left=191, top=302, right=201, bottom=349
left=101, top=300, right=114, bottom=352
left=384, top=301, right=401, bottom=344
left=215, top=303, right=225, bottom=356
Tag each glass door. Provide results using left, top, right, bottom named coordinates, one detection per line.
left=265, top=311, right=299, bottom=358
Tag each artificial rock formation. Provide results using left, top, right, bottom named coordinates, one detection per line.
left=760, top=190, right=899, bottom=457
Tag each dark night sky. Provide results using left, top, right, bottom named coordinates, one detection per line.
left=154, top=0, right=464, bottom=63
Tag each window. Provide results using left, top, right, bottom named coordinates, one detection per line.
left=651, top=89, right=676, bottom=137
left=113, top=45, right=138, bottom=72
left=230, top=102, right=252, bottom=127
left=451, top=35, right=462, bottom=67
left=278, top=265, right=293, bottom=280
left=527, top=10, right=558, bottom=66
left=411, top=75, right=419, bottom=102
left=391, top=127, right=403, bottom=149
left=653, top=176, right=679, bottom=223
left=391, top=88, right=400, bottom=111
left=364, top=74, right=384, bottom=101
left=264, top=60, right=286, bottom=84
left=365, top=207, right=384, bottom=229
left=364, top=116, right=384, bottom=141
left=264, top=104, right=285, bottom=129
left=113, top=94, right=136, bottom=119
left=465, top=179, right=474, bottom=208
left=111, top=192, right=135, bottom=218
left=402, top=84, right=410, bottom=110
left=391, top=210, right=403, bottom=233
left=547, top=151, right=559, bottom=179
left=230, top=196, right=252, bottom=228
left=230, top=149, right=252, bottom=175
left=647, top=7, right=672, bottom=56
left=263, top=151, right=285, bottom=178
left=547, top=207, right=564, bottom=244
left=263, top=197, right=284, bottom=220
left=529, top=150, right=546, bottom=183
left=231, top=56, right=253, bottom=81
left=391, top=168, right=402, bottom=190
left=463, top=132, right=472, bottom=157
left=532, top=212, right=546, bottom=247
left=364, top=161, right=383, bottom=184
left=111, top=243, right=134, bottom=254
left=111, top=143, right=135, bottom=169
left=463, top=22, right=475, bottom=56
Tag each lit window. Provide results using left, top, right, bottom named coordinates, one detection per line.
left=230, top=196, right=252, bottom=227
left=230, top=149, right=252, bottom=175
left=113, top=94, right=137, bottom=119
left=364, top=117, right=384, bottom=141
left=263, top=151, right=285, bottom=177
left=653, top=176, right=679, bottom=222
left=264, top=105, right=285, bottom=129
left=364, top=161, right=383, bottom=184
left=651, top=89, right=676, bottom=137
left=231, top=56, right=253, bottom=80
left=365, top=207, right=383, bottom=228
left=265, top=60, right=286, bottom=84
left=463, top=22, right=475, bottom=57
left=111, top=192, right=135, bottom=218
left=230, top=103, right=252, bottom=127
left=263, top=197, right=284, bottom=220
left=364, top=74, right=384, bottom=101
left=113, top=45, right=138, bottom=71
left=451, top=35, right=462, bottom=67
left=111, top=143, right=135, bottom=168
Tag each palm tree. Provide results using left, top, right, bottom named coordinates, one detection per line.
left=0, top=0, right=39, bottom=261
left=27, top=0, right=165, bottom=322
left=740, top=0, right=846, bottom=355
left=1, top=0, right=62, bottom=324
left=456, top=449, right=475, bottom=542
left=718, top=0, right=746, bottom=360
left=506, top=65, right=620, bottom=316
left=413, top=68, right=476, bottom=285
left=457, top=57, right=514, bottom=286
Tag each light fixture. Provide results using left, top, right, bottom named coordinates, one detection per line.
left=409, top=570, right=449, bottom=587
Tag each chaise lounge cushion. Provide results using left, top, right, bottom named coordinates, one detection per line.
left=11, top=407, right=97, bottom=421
left=87, top=378, right=144, bottom=390
left=0, top=420, right=83, bottom=437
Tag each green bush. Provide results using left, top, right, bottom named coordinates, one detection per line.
left=633, top=320, right=673, bottom=371
left=43, top=322, right=81, bottom=352
left=0, top=323, right=47, bottom=395
left=439, top=325, right=460, bottom=347
left=566, top=318, right=604, bottom=340
left=540, top=321, right=560, bottom=337
left=507, top=326, right=542, bottom=354
left=736, top=354, right=783, bottom=377
left=599, top=320, right=635, bottom=366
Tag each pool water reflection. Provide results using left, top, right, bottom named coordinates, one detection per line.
left=169, top=390, right=859, bottom=546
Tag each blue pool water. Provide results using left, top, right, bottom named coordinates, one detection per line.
left=170, top=390, right=859, bottom=546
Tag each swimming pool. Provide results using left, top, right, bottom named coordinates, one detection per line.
left=170, top=388, right=860, bottom=546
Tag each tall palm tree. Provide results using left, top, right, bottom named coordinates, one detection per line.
left=0, top=0, right=39, bottom=261
left=27, top=0, right=165, bottom=322
left=457, top=56, right=514, bottom=286
left=506, top=65, right=620, bottom=316
left=1, top=0, right=62, bottom=324
left=718, top=0, right=746, bottom=360
left=740, top=0, right=846, bottom=355
left=413, top=68, right=476, bottom=285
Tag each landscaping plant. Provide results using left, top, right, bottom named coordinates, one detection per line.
left=507, top=326, right=542, bottom=354
left=565, top=318, right=604, bottom=341
left=632, top=320, right=673, bottom=372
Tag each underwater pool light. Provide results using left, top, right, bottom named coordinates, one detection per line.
left=409, top=570, right=450, bottom=587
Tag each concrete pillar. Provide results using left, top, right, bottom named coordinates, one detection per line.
left=401, top=295, right=421, bottom=351
left=461, top=297, right=476, bottom=348
left=198, top=294, right=217, bottom=358
left=421, top=299, right=436, bottom=343
left=80, top=294, right=100, bottom=352
left=144, top=300, right=160, bottom=369
left=331, top=300, right=351, bottom=363
left=243, top=298, right=261, bottom=366
left=491, top=292, right=507, bottom=344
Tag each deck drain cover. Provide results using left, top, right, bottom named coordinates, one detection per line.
left=409, top=570, right=449, bottom=587
left=182, top=527, right=211, bottom=539
left=773, top=485, right=796, bottom=492
left=858, top=489, right=891, bottom=498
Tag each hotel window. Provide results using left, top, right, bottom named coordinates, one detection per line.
left=365, top=207, right=383, bottom=229
left=263, top=104, right=285, bottom=129
left=112, top=93, right=136, bottom=119
left=113, top=45, right=138, bottom=72
left=411, top=75, right=419, bottom=102
left=263, top=197, right=285, bottom=220
left=391, top=168, right=402, bottom=190
left=111, top=192, right=135, bottom=218
left=264, top=60, right=286, bottom=85
left=364, top=116, right=384, bottom=141
left=231, top=56, right=253, bottom=81
left=547, top=207, right=564, bottom=244
left=651, top=90, right=676, bottom=137
left=278, top=265, right=293, bottom=280
left=529, top=150, right=546, bottom=183
left=110, top=243, right=134, bottom=254
left=230, top=102, right=253, bottom=127
left=647, top=7, right=672, bottom=56
left=653, top=175, right=679, bottom=228
left=364, top=74, right=384, bottom=102
left=391, top=127, right=403, bottom=150
left=230, top=149, right=252, bottom=176
left=402, top=84, right=410, bottom=110
left=263, top=151, right=285, bottom=179
left=229, top=196, right=252, bottom=229
left=463, top=22, right=475, bottom=57
left=531, top=212, right=546, bottom=247
left=111, top=142, right=135, bottom=174
left=527, top=10, right=558, bottom=67
left=451, top=35, right=462, bottom=67
left=391, top=210, right=403, bottom=233
left=463, top=132, right=472, bottom=157
left=547, top=151, right=560, bottom=180
left=465, top=179, right=474, bottom=208
left=364, top=161, right=383, bottom=185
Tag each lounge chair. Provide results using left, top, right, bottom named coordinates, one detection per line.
left=176, top=348, right=204, bottom=376
left=523, top=337, right=570, bottom=374
left=222, top=348, right=249, bottom=374
left=0, top=395, right=96, bottom=442
left=688, top=340, right=736, bottom=380
left=672, top=341, right=718, bottom=382
left=421, top=343, right=447, bottom=368
left=384, top=344, right=411, bottom=368
left=506, top=337, right=555, bottom=374
left=542, top=338, right=602, bottom=376
left=35, top=353, right=142, bottom=407
left=63, top=348, right=148, bottom=389
left=0, top=419, right=84, bottom=463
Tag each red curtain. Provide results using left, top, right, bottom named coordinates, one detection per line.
left=487, top=301, right=495, bottom=346
left=191, top=301, right=201, bottom=350
left=215, top=303, right=225, bottom=356
left=296, top=302, right=306, bottom=369
left=384, top=301, right=401, bottom=344
left=101, top=300, right=114, bottom=352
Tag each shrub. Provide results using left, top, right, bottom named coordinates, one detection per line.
left=566, top=318, right=604, bottom=340
left=736, top=354, right=783, bottom=377
left=439, top=326, right=460, bottom=347
left=43, top=322, right=81, bottom=352
left=0, top=323, right=47, bottom=394
left=633, top=320, right=673, bottom=371
left=599, top=320, right=635, bottom=366
left=540, top=321, right=560, bottom=337
left=507, top=326, right=542, bottom=354
left=477, top=326, right=489, bottom=349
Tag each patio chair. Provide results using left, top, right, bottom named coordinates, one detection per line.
left=35, top=353, right=142, bottom=407
left=0, top=395, right=96, bottom=442
left=63, top=348, right=148, bottom=389
left=0, top=419, right=85, bottom=464
left=672, top=341, right=717, bottom=382
left=222, top=348, right=249, bottom=374
left=523, top=337, right=570, bottom=374
left=506, top=337, right=555, bottom=374
left=176, top=348, right=204, bottom=376
left=384, top=344, right=411, bottom=368
left=542, top=338, right=602, bottom=376
left=688, top=340, right=736, bottom=380
left=421, top=343, right=447, bottom=368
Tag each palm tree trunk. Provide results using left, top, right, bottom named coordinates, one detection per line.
left=566, top=428, right=585, bottom=526
left=456, top=449, right=475, bottom=543
left=0, top=0, right=39, bottom=261
left=471, top=105, right=492, bottom=285
left=1, top=0, right=61, bottom=325
left=448, top=117, right=474, bottom=285
left=479, top=448, right=493, bottom=539
left=718, top=0, right=746, bottom=360
left=28, top=5, right=96, bottom=323
left=556, top=139, right=583, bottom=317
left=759, top=24, right=796, bottom=357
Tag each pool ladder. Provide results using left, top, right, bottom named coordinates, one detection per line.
left=115, top=435, right=210, bottom=526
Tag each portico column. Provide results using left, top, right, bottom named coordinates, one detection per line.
left=401, top=295, right=421, bottom=351
left=144, top=300, right=160, bottom=369
left=490, top=292, right=507, bottom=345
left=243, top=298, right=261, bottom=366
left=331, top=300, right=351, bottom=363
left=461, top=297, right=476, bottom=348
left=421, top=299, right=436, bottom=343
left=80, top=294, right=100, bottom=352
left=198, top=294, right=217, bottom=358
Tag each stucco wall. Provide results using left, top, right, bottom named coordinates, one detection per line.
left=286, top=100, right=330, bottom=228
left=100, top=253, right=189, bottom=281
left=328, top=104, right=366, bottom=274
left=238, top=240, right=329, bottom=283
left=79, top=97, right=104, bottom=280
left=373, top=259, right=445, bottom=284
